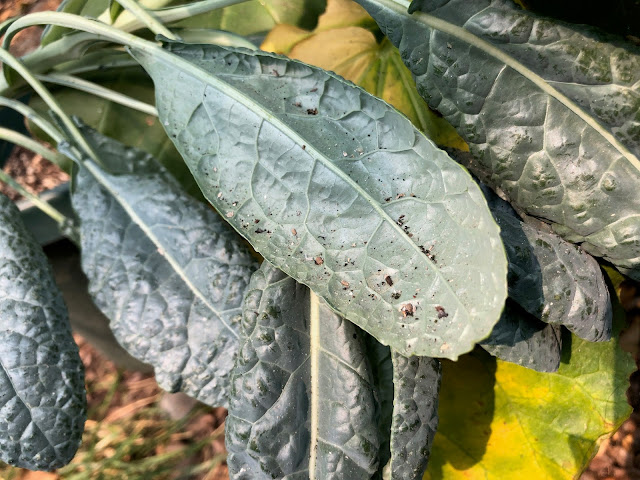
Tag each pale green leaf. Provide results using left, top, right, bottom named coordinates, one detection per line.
left=130, top=42, right=508, bottom=359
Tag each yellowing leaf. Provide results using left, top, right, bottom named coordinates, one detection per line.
left=314, top=0, right=375, bottom=31
left=426, top=319, right=634, bottom=479
left=261, top=0, right=467, bottom=150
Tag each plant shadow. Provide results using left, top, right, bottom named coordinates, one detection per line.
left=426, top=349, right=496, bottom=479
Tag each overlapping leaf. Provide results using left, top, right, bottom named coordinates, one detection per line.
left=261, top=0, right=465, bottom=150
left=356, top=0, right=640, bottom=280
left=66, top=123, right=258, bottom=407
left=227, top=262, right=441, bottom=479
left=131, top=42, right=508, bottom=359
left=480, top=299, right=562, bottom=372
left=0, top=194, right=86, bottom=471
left=387, top=353, right=440, bottom=479
left=226, top=261, right=381, bottom=478
left=426, top=273, right=634, bottom=479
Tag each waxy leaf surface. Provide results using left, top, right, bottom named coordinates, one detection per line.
left=132, top=42, right=508, bottom=359
left=387, top=352, right=440, bottom=479
left=356, top=0, right=640, bottom=280
left=68, top=124, right=258, bottom=407
left=226, top=262, right=381, bottom=478
left=0, top=194, right=86, bottom=470
left=480, top=181, right=612, bottom=342
left=479, top=299, right=562, bottom=372
left=261, top=0, right=465, bottom=149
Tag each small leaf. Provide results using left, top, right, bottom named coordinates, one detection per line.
left=131, top=42, right=508, bottom=359
left=426, top=282, right=634, bottom=479
left=0, top=193, right=86, bottom=471
left=226, top=261, right=381, bottom=478
left=66, top=123, right=258, bottom=407
left=479, top=180, right=612, bottom=342
left=356, top=0, right=640, bottom=280
left=480, top=299, right=562, bottom=372
left=386, top=352, right=440, bottom=479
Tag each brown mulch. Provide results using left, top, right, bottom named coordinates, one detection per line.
left=0, top=146, right=68, bottom=200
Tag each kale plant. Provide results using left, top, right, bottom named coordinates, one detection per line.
left=0, top=0, right=637, bottom=478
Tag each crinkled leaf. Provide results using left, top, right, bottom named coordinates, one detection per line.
left=131, top=42, right=508, bottom=359
left=386, top=352, right=440, bottom=479
left=480, top=299, right=562, bottom=372
left=226, top=261, right=380, bottom=478
left=479, top=180, right=612, bottom=341
left=356, top=0, right=640, bottom=280
left=262, top=0, right=465, bottom=149
left=426, top=281, right=634, bottom=479
left=0, top=194, right=86, bottom=471
left=365, top=337, right=394, bottom=478
left=66, top=123, right=258, bottom=407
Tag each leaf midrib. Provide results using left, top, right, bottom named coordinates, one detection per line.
left=374, top=0, right=640, bottom=172
left=137, top=46, right=473, bottom=323
left=83, top=161, right=239, bottom=339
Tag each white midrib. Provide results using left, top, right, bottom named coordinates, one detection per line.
left=308, top=291, right=320, bottom=479
left=375, top=0, right=640, bottom=172
left=84, top=161, right=239, bottom=339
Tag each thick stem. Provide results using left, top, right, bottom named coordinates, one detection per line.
left=0, top=127, right=67, bottom=166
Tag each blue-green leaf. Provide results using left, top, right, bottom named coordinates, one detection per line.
left=0, top=194, right=86, bottom=471
left=66, top=123, right=258, bottom=407
left=227, top=261, right=381, bottom=478
left=130, top=42, right=508, bottom=360
left=356, top=0, right=640, bottom=280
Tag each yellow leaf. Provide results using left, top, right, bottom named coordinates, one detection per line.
left=261, top=24, right=312, bottom=55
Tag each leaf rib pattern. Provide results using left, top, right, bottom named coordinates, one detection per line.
left=356, top=0, right=640, bottom=280
left=0, top=194, right=86, bottom=471
left=132, top=43, right=508, bottom=359
left=226, top=262, right=380, bottom=479
left=68, top=124, right=258, bottom=407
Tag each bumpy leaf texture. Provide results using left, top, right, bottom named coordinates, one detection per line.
left=480, top=299, right=562, bottom=372
left=131, top=42, right=508, bottom=360
left=67, top=124, right=258, bottom=407
left=481, top=182, right=612, bottom=341
left=227, top=262, right=441, bottom=480
left=0, top=194, right=86, bottom=470
left=355, top=0, right=640, bottom=280
left=226, top=261, right=381, bottom=479
left=387, top=353, right=440, bottom=479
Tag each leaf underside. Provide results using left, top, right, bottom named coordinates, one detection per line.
left=67, top=123, right=258, bottom=407
left=0, top=194, right=86, bottom=471
left=132, top=42, right=508, bottom=359
left=356, top=0, right=640, bottom=280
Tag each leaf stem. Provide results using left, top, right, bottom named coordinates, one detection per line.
left=0, top=48, right=99, bottom=163
left=0, top=96, right=66, bottom=144
left=112, top=0, right=251, bottom=31
left=0, top=127, right=67, bottom=166
left=36, top=73, right=158, bottom=116
left=114, top=0, right=180, bottom=40
left=0, top=158, right=68, bottom=226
